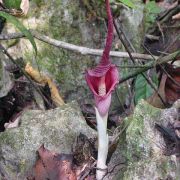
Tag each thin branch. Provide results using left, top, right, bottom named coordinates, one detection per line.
left=113, top=20, right=135, bottom=106
left=113, top=19, right=166, bottom=106
left=0, top=31, right=158, bottom=60
left=117, top=64, right=151, bottom=68
left=142, top=44, right=180, bottom=88
left=114, top=19, right=135, bottom=63
left=119, top=51, right=180, bottom=84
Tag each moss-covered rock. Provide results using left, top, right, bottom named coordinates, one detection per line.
left=113, top=100, right=178, bottom=180
left=0, top=101, right=96, bottom=179
left=118, top=0, right=145, bottom=51
left=4, top=0, right=105, bottom=103
left=2, top=0, right=21, bottom=9
left=0, top=58, right=13, bottom=97
left=2, top=0, right=146, bottom=108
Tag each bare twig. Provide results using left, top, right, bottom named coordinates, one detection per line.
left=0, top=31, right=158, bottom=60
left=79, top=161, right=96, bottom=180
left=116, top=64, right=152, bottom=68
left=142, top=44, right=180, bottom=88
left=113, top=20, right=134, bottom=106
left=119, top=51, right=180, bottom=83
left=103, top=161, right=126, bottom=179
left=113, top=19, right=135, bottom=63
left=113, top=19, right=166, bottom=106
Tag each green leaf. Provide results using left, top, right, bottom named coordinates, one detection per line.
left=144, top=1, right=162, bottom=24
left=135, top=74, right=154, bottom=104
left=144, top=1, right=162, bottom=32
left=145, top=1, right=161, bottom=14
left=0, top=11, right=37, bottom=54
left=3, top=0, right=21, bottom=9
left=118, top=0, right=135, bottom=9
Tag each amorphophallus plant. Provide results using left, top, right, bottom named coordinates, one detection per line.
left=85, top=0, right=119, bottom=179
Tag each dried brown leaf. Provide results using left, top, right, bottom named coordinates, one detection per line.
left=25, top=63, right=65, bottom=106
left=147, top=74, right=167, bottom=108
left=25, top=63, right=47, bottom=85
left=34, top=145, right=77, bottom=180
left=46, top=77, right=65, bottom=107
left=148, top=62, right=180, bottom=107
left=164, top=63, right=180, bottom=104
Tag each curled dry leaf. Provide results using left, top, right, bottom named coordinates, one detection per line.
left=20, top=0, right=29, bottom=16
left=25, top=63, right=47, bottom=85
left=46, top=77, right=65, bottom=107
left=25, top=63, right=65, bottom=106
left=34, top=145, right=77, bottom=180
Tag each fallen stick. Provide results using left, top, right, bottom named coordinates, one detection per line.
left=0, top=31, right=158, bottom=61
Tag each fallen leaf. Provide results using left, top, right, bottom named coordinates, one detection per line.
left=34, top=145, right=77, bottom=180
left=25, top=63, right=47, bottom=85
left=164, top=63, right=180, bottom=105
left=148, top=62, right=180, bottom=107
left=20, top=0, right=29, bottom=15
left=147, top=74, right=167, bottom=108
left=46, top=77, right=65, bottom=107
left=25, top=63, right=65, bottom=106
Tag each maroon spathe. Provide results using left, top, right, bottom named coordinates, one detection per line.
left=85, top=0, right=119, bottom=116
left=85, top=65, right=119, bottom=116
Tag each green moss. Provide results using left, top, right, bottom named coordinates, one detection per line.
left=157, top=158, right=176, bottom=178
left=32, top=0, right=44, bottom=7
left=116, top=100, right=177, bottom=179
left=48, top=2, right=82, bottom=44
left=19, top=159, right=26, bottom=173
left=126, top=115, right=144, bottom=161
left=125, top=101, right=160, bottom=162
left=31, top=0, right=82, bottom=79
left=144, top=1, right=162, bottom=32
left=0, top=130, right=16, bottom=149
left=0, top=129, right=26, bottom=174
left=22, top=0, right=99, bottom=100
left=3, top=0, right=21, bottom=9
left=81, top=0, right=106, bottom=19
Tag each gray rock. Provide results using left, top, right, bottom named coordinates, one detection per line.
left=119, top=1, right=145, bottom=51
left=0, top=59, right=13, bottom=98
left=4, top=0, right=105, bottom=103
left=107, top=100, right=179, bottom=180
left=0, top=101, right=96, bottom=179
